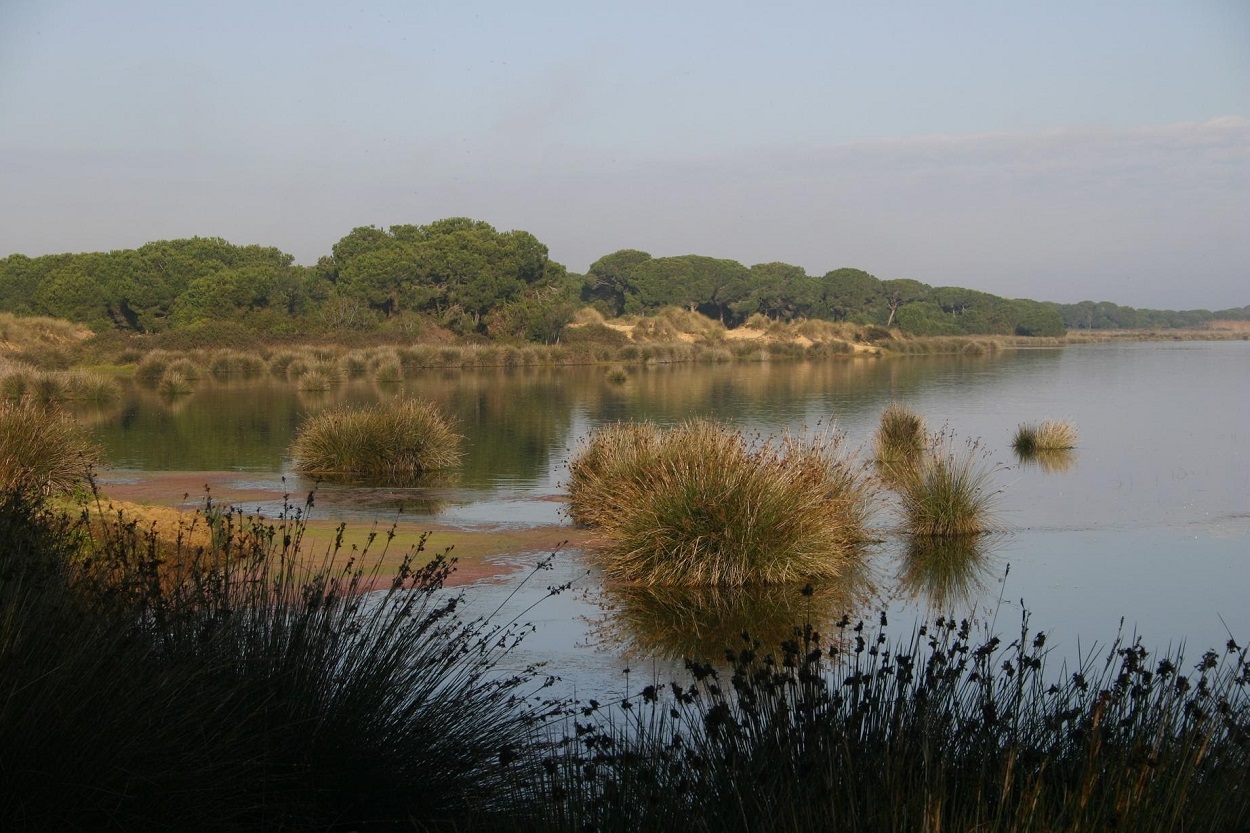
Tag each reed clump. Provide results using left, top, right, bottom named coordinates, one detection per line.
left=0, top=488, right=545, bottom=831
left=873, top=403, right=926, bottom=468
left=1013, top=419, right=1078, bottom=454
left=291, top=398, right=462, bottom=484
left=894, top=431, right=1000, bottom=537
left=526, top=615, right=1250, bottom=833
left=0, top=400, right=102, bottom=494
left=567, top=419, right=873, bottom=586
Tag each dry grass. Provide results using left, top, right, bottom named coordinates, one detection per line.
left=0, top=400, right=102, bottom=494
left=894, top=431, right=1001, bottom=537
left=873, top=403, right=926, bottom=467
left=568, top=419, right=873, bottom=586
left=291, top=398, right=462, bottom=484
left=1013, top=419, right=1078, bottom=454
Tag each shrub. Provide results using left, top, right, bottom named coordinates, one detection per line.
left=0, top=400, right=101, bottom=494
left=894, top=431, right=1001, bottom=537
left=291, top=398, right=462, bottom=484
left=567, top=420, right=873, bottom=586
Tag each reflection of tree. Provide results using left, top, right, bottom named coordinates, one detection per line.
left=589, top=559, right=879, bottom=662
left=1014, top=448, right=1077, bottom=474
left=895, top=534, right=1004, bottom=613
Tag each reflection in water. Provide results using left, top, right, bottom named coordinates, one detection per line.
left=895, top=534, right=1004, bottom=613
left=1014, top=448, right=1077, bottom=474
left=588, top=558, right=879, bottom=661
left=300, top=475, right=456, bottom=517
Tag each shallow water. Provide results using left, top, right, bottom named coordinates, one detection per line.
left=90, top=341, right=1250, bottom=694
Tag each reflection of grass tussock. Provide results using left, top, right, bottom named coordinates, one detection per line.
left=291, top=398, right=462, bottom=484
left=0, top=400, right=102, bottom=494
left=1017, top=447, right=1078, bottom=473
left=568, top=419, right=873, bottom=586
left=896, top=534, right=1001, bottom=612
left=596, top=576, right=874, bottom=661
left=1013, top=419, right=1078, bottom=454
left=895, top=432, right=1000, bottom=537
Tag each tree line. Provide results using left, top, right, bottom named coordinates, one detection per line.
left=1, top=218, right=1244, bottom=342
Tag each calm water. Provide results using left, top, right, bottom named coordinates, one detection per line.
left=90, top=342, right=1250, bottom=692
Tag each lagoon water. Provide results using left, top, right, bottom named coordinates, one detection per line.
left=92, top=341, right=1250, bottom=695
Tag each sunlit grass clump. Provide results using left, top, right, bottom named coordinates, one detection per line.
left=0, top=400, right=102, bottom=494
left=873, top=403, right=926, bottom=467
left=1013, top=419, right=1078, bottom=454
left=568, top=419, right=872, bottom=586
left=895, top=432, right=1000, bottom=537
left=291, top=398, right=462, bottom=484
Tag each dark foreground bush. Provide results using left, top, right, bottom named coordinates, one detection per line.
left=0, top=490, right=547, bottom=831
left=520, top=615, right=1250, bottom=833
left=291, top=397, right=462, bottom=484
left=567, top=420, right=873, bottom=586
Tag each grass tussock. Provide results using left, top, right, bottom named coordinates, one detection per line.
left=291, top=398, right=462, bottom=484
left=1013, top=419, right=1078, bottom=454
left=0, top=400, right=102, bottom=494
left=873, top=403, right=926, bottom=468
left=0, top=366, right=121, bottom=405
left=894, top=431, right=1001, bottom=537
left=567, top=419, right=873, bottom=586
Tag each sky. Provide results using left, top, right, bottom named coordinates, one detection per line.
left=1, top=0, right=1248, bottom=310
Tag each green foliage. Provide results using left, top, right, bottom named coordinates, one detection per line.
left=291, top=398, right=462, bottom=484
left=567, top=420, right=872, bottom=586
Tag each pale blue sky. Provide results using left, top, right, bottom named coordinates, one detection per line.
left=2, top=0, right=1247, bottom=309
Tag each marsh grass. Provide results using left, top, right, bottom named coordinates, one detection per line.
left=895, top=431, right=1001, bottom=537
left=1013, top=420, right=1078, bottom=454
left=0, top=488, right=550, bottom=831
left=604, top=365, right=629, bottom=385
left=0, top=367, right=121, bottom=405
left=568, top=420, right=873, bottom=586
left=873, top=403, right=926, bottom=471
left=156, top=369, right=194, bottom=396
left=523, top=615, right=1250, bottom=833
left=0, top=400, right=102, bottom=494
left=291, top=398, right=463, bottom=484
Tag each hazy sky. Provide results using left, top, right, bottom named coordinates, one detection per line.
left=2, top=0, right=1247, bottom=309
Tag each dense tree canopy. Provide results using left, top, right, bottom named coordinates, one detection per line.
left=2, top=219, right=1244, bottom=342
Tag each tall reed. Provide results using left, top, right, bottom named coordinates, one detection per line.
left=0, top=489, right=547, bottom=830
left=520, top=614, right=1250, bottom=832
